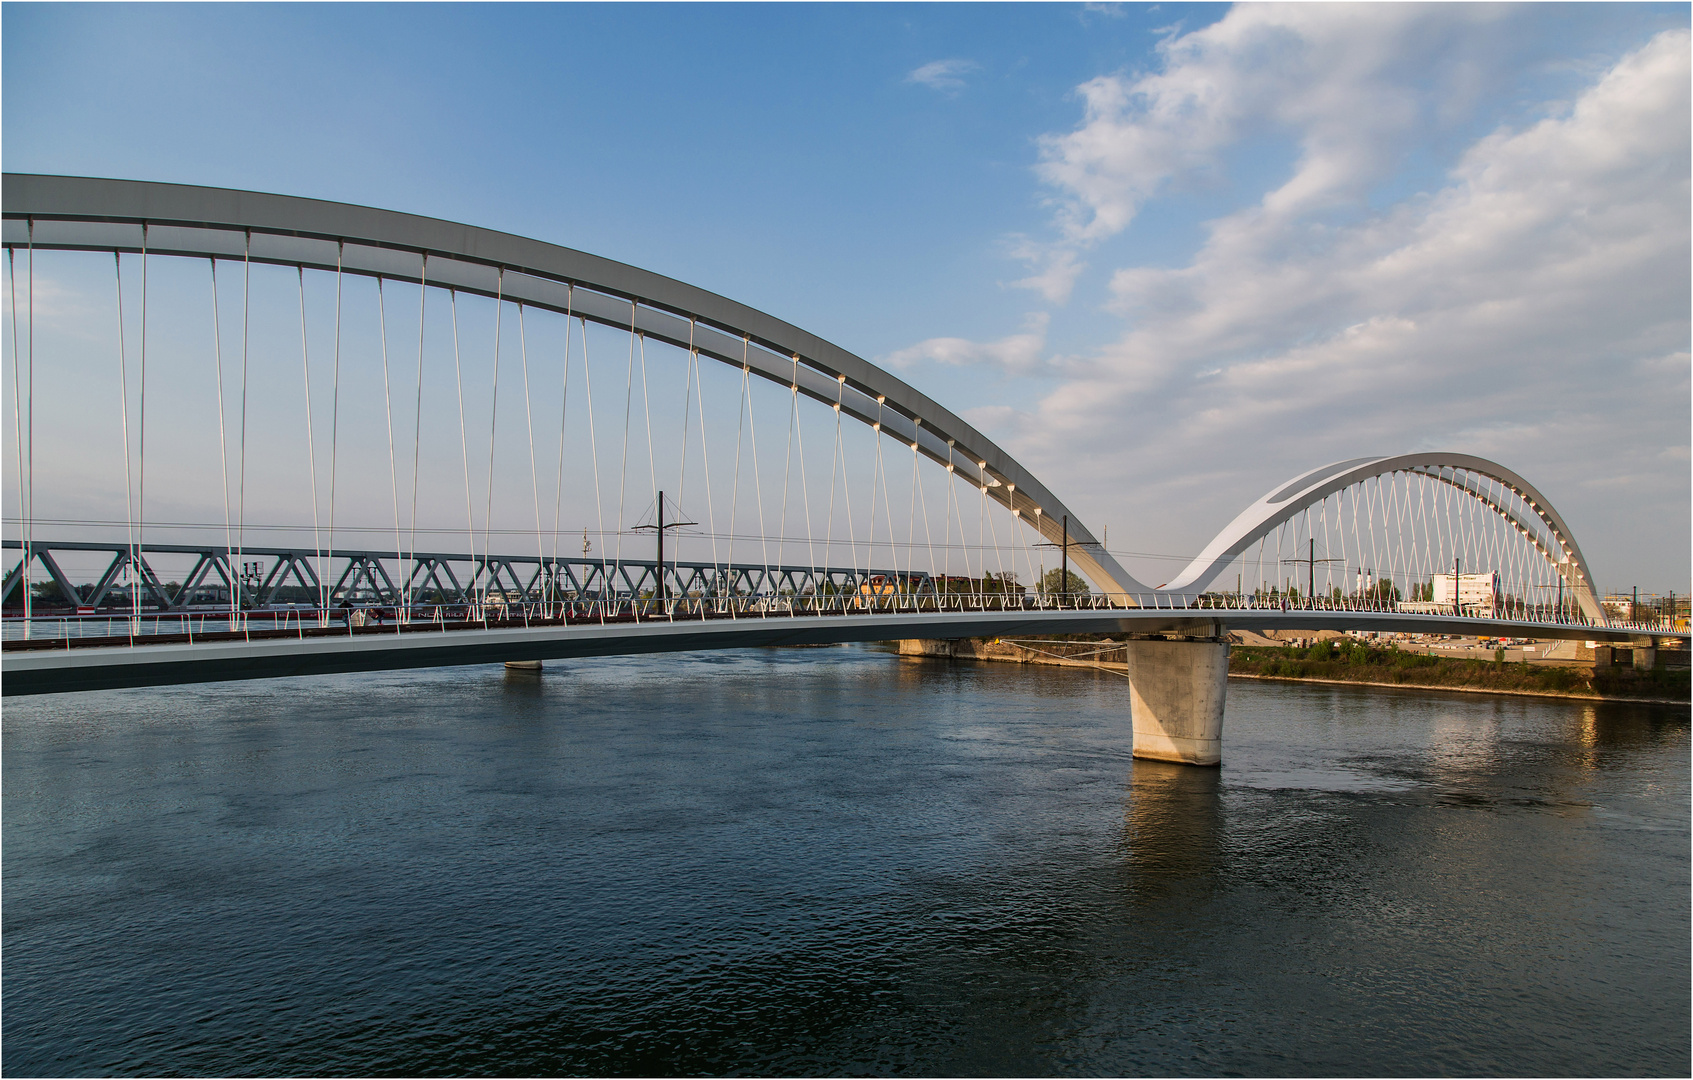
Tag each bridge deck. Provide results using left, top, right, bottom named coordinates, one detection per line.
left=3, top=606, right=1677, bottom=696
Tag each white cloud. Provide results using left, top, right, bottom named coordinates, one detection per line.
left=1035, top=4, right=1510, bottom=244
left=1006, top=239, right=1085, bottom=304
left=882, top=312, right=1050, bottom=376
left=1000, top=25, right=1690, bottom=585
left=906, top=58, right=979, bottom=95
left=0, top=273, right=106, bottom=341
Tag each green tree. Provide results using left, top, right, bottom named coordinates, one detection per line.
left=1040, top=568, right=1088, bottom=597
left=1355, top=579, right=1401, bottom=603
left=29, top=579, right=68, bottom=604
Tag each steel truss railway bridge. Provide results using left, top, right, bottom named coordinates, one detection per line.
left=3, top=175, right=1679, bottom=763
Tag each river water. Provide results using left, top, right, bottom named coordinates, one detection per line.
left=3, top=646, right=1687, bottom=1076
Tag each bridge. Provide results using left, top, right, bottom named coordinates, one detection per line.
left=3, top=175, right=1679, bottom=764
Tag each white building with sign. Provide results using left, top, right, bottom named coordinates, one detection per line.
left=1399, top=572, right=1500, bottom=614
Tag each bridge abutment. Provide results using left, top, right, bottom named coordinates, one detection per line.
left=1125, top=631, right=1229, bottom=767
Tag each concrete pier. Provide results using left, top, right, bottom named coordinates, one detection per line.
left=1631, top=637, right=1658, bottom=670
left=1125, top=634, right=1230, bottom=767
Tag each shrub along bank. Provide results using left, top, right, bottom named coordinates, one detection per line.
left=1230, top=640, right=1688, bottom=701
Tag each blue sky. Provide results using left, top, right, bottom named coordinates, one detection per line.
left=4, top=2, right=1689, bottom=589
left=4, top=3, right=1233, bottom=360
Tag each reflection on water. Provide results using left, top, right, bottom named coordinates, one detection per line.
left=3, top=648, right=1687, bottom=1077
left=1429, top=708, right=1503, bottom=775
left=499, top=661, right=549, bottom=698
left=1580, top=699, right=1688, bottom=748
left=1123, top=759, right=1223, bottom=890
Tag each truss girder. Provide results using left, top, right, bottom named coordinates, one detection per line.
left=1, top=539, right=930, bottom=611
left=12, top=545, right=179, bottom=610
left=2, top=547, right=83, bottom=607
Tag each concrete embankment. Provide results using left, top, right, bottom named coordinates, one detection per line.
left=892, top=637, right=1691, bottom=705
left=895, top=636, right=1130, bottom=671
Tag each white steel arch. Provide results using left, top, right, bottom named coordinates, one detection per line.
left=0, top=173, right=1147, bottom=595
left=1161, top=452, right=1603, bottom=620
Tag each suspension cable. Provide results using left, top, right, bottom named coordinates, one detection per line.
left=822, top=375, right=840, bottom=577
left=673, top=329, right=697, bottom=610
left=449, top=289, right=476, bottom=605
left=638, top=332, right=659, bottom=536
left=615, top=303, right=637, bottom=570
left=777, top=352, right=794, bottom=574
left=1017, top=500, right=1038, bottom=604
left=482, top=270, right=504, bottom=610
left=835, top=376, right=858, bottom=580
left=1322, top=492, right=1337, bottom=599
left=976, top=461, right=987, bottom=591
left=8, top=249, right=25, bottom=615
left=730, top=347, right=750, bottom=578
left=137, top=225, right=148, bottom=613
left=982, top=462, right=1008, bottom=593
left=740, top=338, right=770, bottom=593
left=693, top=338, right=720, bottom=586
left=377, top=278, right=403, bottom=627
left=908, top=424, right=927, bottom=591
left=209, top=259, right=236, bottom=624
left=875, top=400, right=900, bottom=594
left=636, top=331, right=664, bottom=609
left=551, top=285, right=574, bottom=568
left=327, top=243, right=343, bottom=614
left=296, top=266, right=326, bottom=620
left=406, top=256, right=428, bottom=609
left=25, top=224, right=33, bottom=625
left=1350, top=481, right=1363, bottom=600
left=676, top=322, right=694, bottom=558
left=577, top=317, right=610, bottom=608
left=792, top=357, right=814, bottom=582
left=945, top=442, right=962, bottom=583
left=518, top=304, right=546, bottom=593
left=1254, top=533, right=1264, bottom=601
left=114, top=253, right=136, bottom=627
left=867, top=398, right=884, bottom=586
left=237, top=233, right=251, bottom=623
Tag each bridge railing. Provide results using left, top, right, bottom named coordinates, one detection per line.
left=4, top=583, right=1668, bottom=652
left=3, top=588, right=1118, bottom=645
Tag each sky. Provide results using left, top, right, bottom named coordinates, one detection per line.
left=3, top=1, right=1689, bottom=592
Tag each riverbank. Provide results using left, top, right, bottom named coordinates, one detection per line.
left=893, top=637, right=1690, bottom=705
